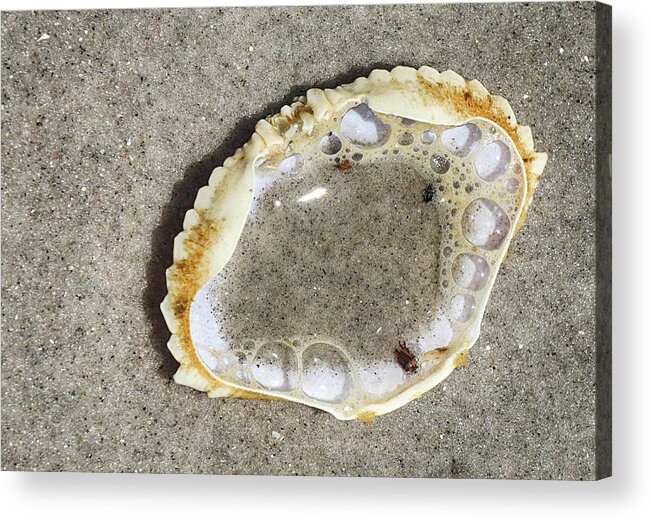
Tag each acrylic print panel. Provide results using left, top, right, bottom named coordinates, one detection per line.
left=1, top=2, right=611, bottom=479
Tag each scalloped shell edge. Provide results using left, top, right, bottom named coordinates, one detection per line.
left=161, top=66, right=548, bottom=419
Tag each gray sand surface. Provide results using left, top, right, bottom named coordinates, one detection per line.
left=1, top=3, right=605, bottom=478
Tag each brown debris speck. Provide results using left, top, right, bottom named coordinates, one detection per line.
left=336, top=158, right=351, bottom=170
left=395, top=340, right=419, bottom=374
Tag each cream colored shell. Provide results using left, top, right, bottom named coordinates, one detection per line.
left=160, top=66, right=547, bottom=421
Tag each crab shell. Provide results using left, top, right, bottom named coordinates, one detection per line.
left=160, top=66, right=547, bottom=421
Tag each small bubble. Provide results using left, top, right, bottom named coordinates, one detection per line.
left=505, top=177, right=519, bottom=193
left=441, top=124, right=481, bottom=156
left=319, top=132, right=342, bottom=155
left=448, top=294, right=476, bottom=322
left=421, top=129, right=436, bottom=144
left=430, top=155, right=450, bottom=174
left=340, top=104, right=391, bottom=148
left=278, top=154, right=304, bottom=175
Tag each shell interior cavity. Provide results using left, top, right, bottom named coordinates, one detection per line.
left=161, top=66, right=547, bottom=421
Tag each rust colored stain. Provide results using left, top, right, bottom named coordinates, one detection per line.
left=167, top=210, right=275, bottom=400
left=356, top=410, right=376, bottom=423
left=453, top=349, right=469, bottom=367
left=336, top=158, right=351, bottom=170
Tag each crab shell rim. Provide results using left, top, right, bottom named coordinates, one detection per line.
left=160, top=65, right=548, bottom=421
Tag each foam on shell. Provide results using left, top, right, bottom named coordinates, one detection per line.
left=161, top=66, right=547, bottom=420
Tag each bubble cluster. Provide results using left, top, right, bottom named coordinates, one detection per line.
left=190, top=103, right=526, bottom=415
